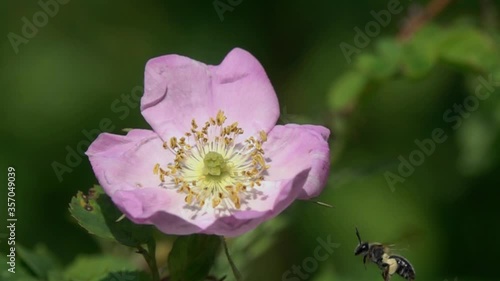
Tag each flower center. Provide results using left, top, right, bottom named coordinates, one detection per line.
left=153, top=110, right=269, bottom=210
left=203, top=151, right=228, bottom=177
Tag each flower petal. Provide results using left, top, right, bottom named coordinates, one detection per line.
left=86, top=126, right=328, bottom=236
left=112, top=187, right=205, bottom=234
left=141, top=48, right=279, bottom=139
left=141, top=54, right=214, bottom=139
left=204, top=174, right=307, bottom=236
left=210, top=48, right=280, bottom=136
left=263, top=124, right=331, bottom=199
left=87, top=49, right=332, bottom=237
left=86, top=129, right=172, bottom=194
left=110, top=176, right=303, bottom=236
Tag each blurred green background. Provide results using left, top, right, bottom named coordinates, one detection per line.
left=1, top=0, right=499, bottom=280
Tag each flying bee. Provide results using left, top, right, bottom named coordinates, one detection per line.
left=354, top=227, right=416, bottom=281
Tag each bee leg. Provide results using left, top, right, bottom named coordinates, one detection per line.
left=381, top=265, right=391, bottom=281
left=362, top=255, right=367, bottom=270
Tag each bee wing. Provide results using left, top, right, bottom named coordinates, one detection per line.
left=382, top=226, right=424, bottom=253
left=381, top=243, right=407, bottom=254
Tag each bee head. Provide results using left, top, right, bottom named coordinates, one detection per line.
left=354, top=227, right=369, bottom=256
left=354, top=242, right=369, bottom=256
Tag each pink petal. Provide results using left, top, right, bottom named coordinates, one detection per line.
left=141, top=48, right=279, bottom=139
left=111, top=177, right=301, bottom=236
left=210, top=48, right=280, bottom=137
left=107, top=125, right=329, bottom=236
left=112, top=187, right=205, bottom=234
left=141, top=55, right=214, bottom=139
left=263, top=124, right=331, bottom=199
left=87, top=128, right=304, bottom=236
left=86, top=129, right=172, bottom=194
left=204, top=176, right=304, bottom=236
left=86, top=49, right=333, bottom=236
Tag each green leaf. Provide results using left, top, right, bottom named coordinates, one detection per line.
left=401, top=24, right=442, bottom=78
left=328, top=71, right=367, bottom=111
left=69, top=185, right=153, bottom=247
left=17, top=244, right=61, bottom=279
left=355, top=38, right=402, bottom=79
left=355, top=54, right=385, bottom=78
left=375, top=39, right=403, bottom=78
left=168, top=234, right=221, bottom=281
left=64, top=255, right=136, bottom=281
left=439, top=25, right=499, bottom=72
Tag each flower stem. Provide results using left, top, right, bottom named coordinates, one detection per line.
left=137, top=240, right=161, bottom=281
left=221, top=237, right=243, bottom=281
left=398, top=0, right=453, bottom=41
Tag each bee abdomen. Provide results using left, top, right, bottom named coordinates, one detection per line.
left=390, top=255, right=416, bottom=280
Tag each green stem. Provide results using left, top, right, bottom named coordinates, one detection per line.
left=221, top=237, right=243, bottom=281
left=137, top=240, right=161, bottom=281
left=148, top=239, right=161, bottom=281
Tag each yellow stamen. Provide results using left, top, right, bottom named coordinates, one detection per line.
left=153, top=110, right=269, bottom=210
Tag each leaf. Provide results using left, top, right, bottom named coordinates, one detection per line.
left=17, top=244, right=61, bottom=279
left=355, top=54, right=385, bottom=78
left=328, top=71, right=367, bottom=111
left=69, top=185, right=153, bottom=247
left=375, top=39, right=402, bottom=77
left=355, top=38, right=402, bottom=79
left=401, top=24, right=442, bottom=78
left=64, top=255, right=136, bottom=281
left=168, top=234, right=221, bottom=281
left=439, top=25, right=499, bottom=72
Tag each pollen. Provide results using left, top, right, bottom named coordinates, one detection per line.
left=154, top=110, right=268, bottom=210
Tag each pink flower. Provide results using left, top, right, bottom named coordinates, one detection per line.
left=86, top=48, right=330, bottom=236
